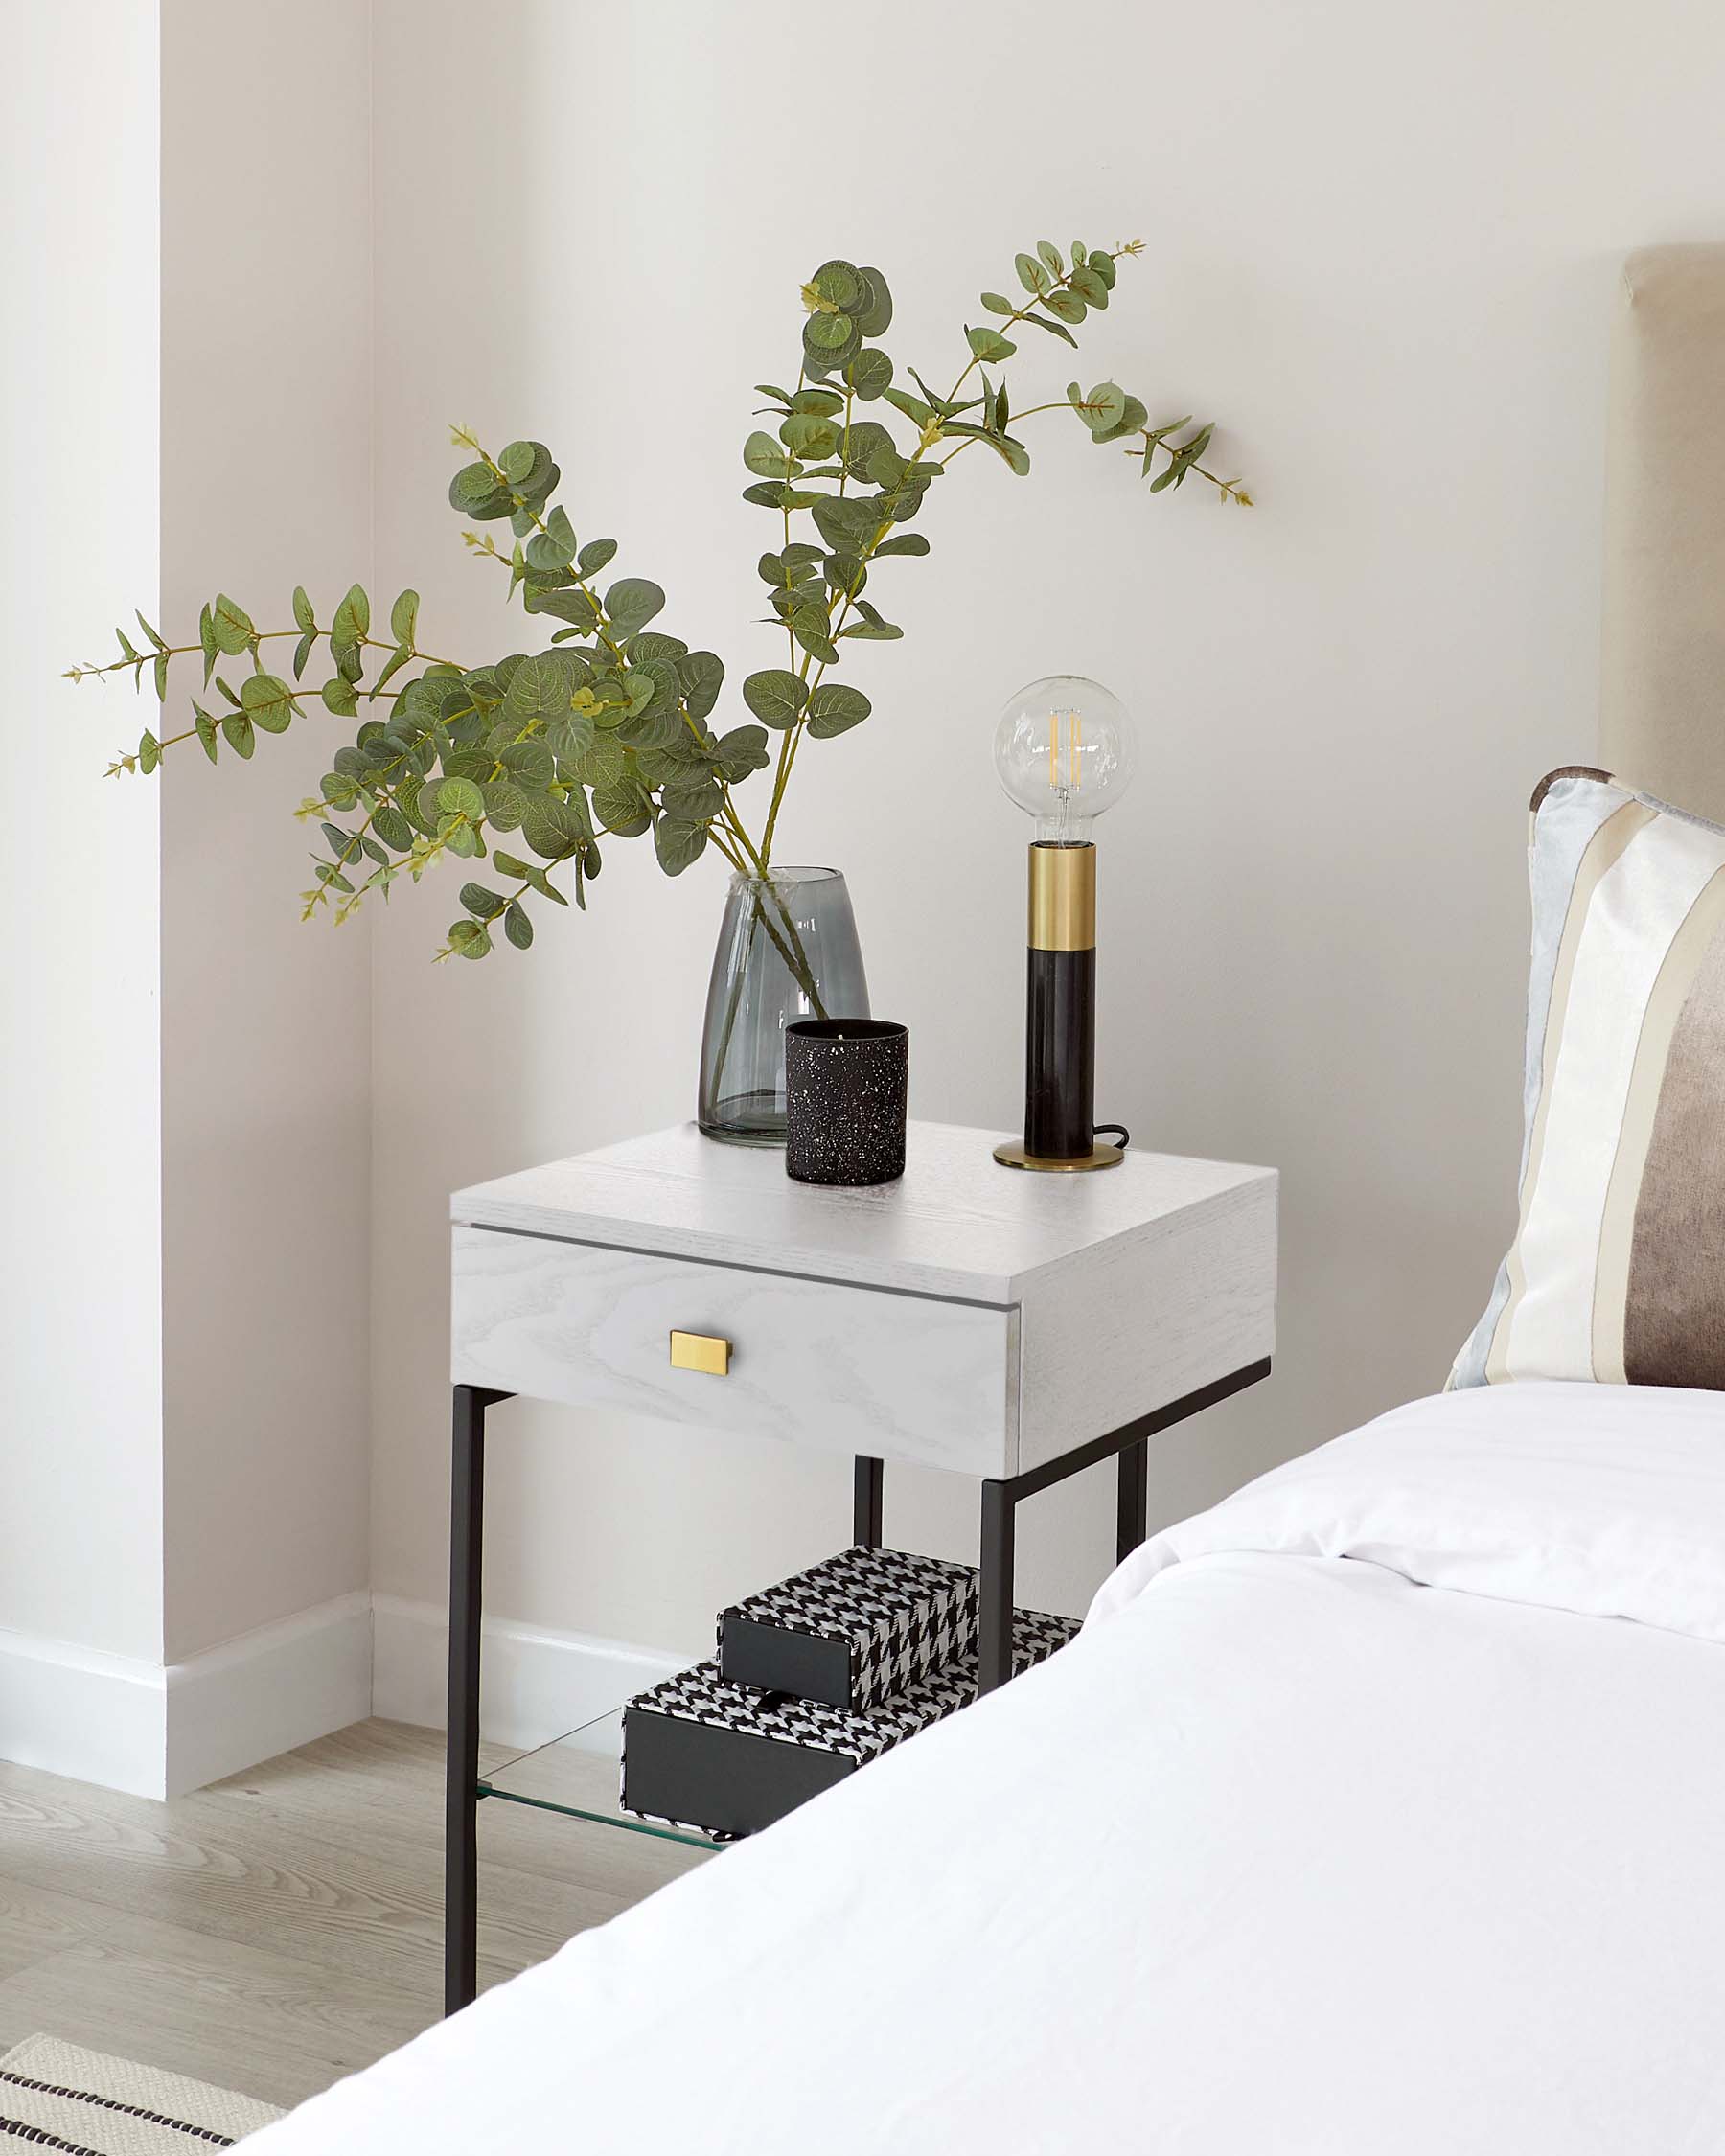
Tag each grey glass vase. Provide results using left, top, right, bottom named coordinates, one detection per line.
left=698, top=867, right=870, bottom=1146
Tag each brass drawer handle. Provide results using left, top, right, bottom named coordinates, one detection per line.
left=669, top=1329, right=731, bottom=1377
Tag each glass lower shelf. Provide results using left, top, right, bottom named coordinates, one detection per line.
left=478, top=1704, right=724, bottom=1854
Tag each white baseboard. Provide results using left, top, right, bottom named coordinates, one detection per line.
left=0, top=1591, right=374, bottom=1800
left=0, top=1625, right=171, bottom=1800
left=0, top=1591, right=681, bottom=1798
left=372, top=1594, right=689, bottom=1753
left=165, top=1590, right=374, bottom=1797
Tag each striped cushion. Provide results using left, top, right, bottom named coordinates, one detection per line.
left=1451, top=767, right=1725, bottom=1391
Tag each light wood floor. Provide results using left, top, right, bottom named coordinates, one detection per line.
left=0, top=1719, right=702, bottom=2111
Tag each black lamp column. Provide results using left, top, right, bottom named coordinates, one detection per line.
left=993, top=839, right=1124, bottom=1173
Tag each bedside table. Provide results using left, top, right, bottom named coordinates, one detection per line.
left=444, top=1120, right=1276, bottom=2011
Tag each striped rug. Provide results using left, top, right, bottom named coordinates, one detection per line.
left=0, top=2038, right=282, bottom=2152
left=1452, top=766, right=1725, bottom=1391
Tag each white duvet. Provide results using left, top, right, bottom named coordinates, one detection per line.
left=255, top=1382, right=1725, bottom=2154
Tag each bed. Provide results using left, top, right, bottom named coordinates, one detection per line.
left=251, top=244, right=1725, bottom=2153
left=258, top=1383, right=1725, bottom=2152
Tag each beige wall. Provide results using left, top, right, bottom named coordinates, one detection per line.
left=366, top=0, right=1725, bottom=1657
left=0, top=0, right=374, bottom=1778
left=2, top=2, right=165, bottom=1662
left=159, top=0, right=374, bottom=1661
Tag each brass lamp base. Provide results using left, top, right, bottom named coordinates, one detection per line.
left=992, top=1140, right=1126, bottom=1174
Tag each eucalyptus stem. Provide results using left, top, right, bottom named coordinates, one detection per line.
left=78, top=234, right=1247, bottom=964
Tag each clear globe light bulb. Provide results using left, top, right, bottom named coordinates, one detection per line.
left=992, top=675, right=1136, bottom=843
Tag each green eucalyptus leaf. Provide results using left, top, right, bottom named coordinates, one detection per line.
left=605, top=577, right=665, bottom=638
left=504, top=902, right=533, bottom=951
left=837, top=599, right=903, bottom=640
left=882, top=385, right=934, bottom=428
left=802, top=311, right=861, bottom=374
left=503, top=651, right=577, bottom=724
left=136, top=609, right=167, bottom=652
left=805, top=683, right=871, bottom=738
left=373, top=803, right=413, bottom=850
left=980, top=291, right=1016, bottom=315
left=331, top=582, right=370, bottom=660
left=449, top=460, right=503, bottom=512
left=320, top=677, right=359, bottom=717
left=480, top=781, right=524, bottom=831
left=744, top=429, right=800, bottom=480
left=210, top=593, right=254, bottom=655
left=593, top=774, right=653, bottom=837
left=844, top=349, right=893, bottom=401
left=371, top=643, right=413, bottom=696
left=742, top=669, right=807, bottom=730
left=526, top=585, right=602, bottom=633
left=435, top=776, right=486, bottom=821
left=291, top=585, right=316, bottom=634
left=1044, top=288, right=1087, bottom=325
left=713, top=723, right=770, bottom=780
left=546, top=711, right=597, bottom=764
left=527, top=506, right=577, bottom=571
left=678, top=650, right=724, bottom=720
left=576, top=537, right=617, bottom=577
left=138, top=728, right=159, bottom=773
left=1037, top=240, right=1064, bottom=276
left=1079, top=380, right=1127, bottom=435
left=198, top=604, right=218, bottom=684
left=499, top=738, right=555, bottom=788
left=790, top=387, right=846, bottom=416
left=1089, top=250, right=1117, bottom=290
left=808, top=258, right=863, bottom=310
left=653, top=815, right=708, bottom=878
left=193, top=705, right=218, bottom=764
left=240, top=672, right=295, bottom=732
left=459, top=881, right=502, bottom=918
left=291, top=630, right=316, bottom=681
left=497, top=442, right=536, bottom=484
left=1019, top=309, right=1078, bottom=348
left=1070, top=264, right=1109, bottom=309
left=872, top=532, right=930, bottom=558
left=1015, top=251, right=1050, bottom=296
left=1092, top=392, right=1150, bottom=444
left=966, top=325, right=1017, bottom=362
left=448, top=919, right=492, bottom=958
left=852, top=264, right=893, bottom=338
left=781, top=410, right=839, bottom=459
left=389, top=588, right=419, bottom=647
left=220, top=711, right=255, bottom=758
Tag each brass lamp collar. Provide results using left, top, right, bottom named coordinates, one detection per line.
left=1027, top=839, right=1096, bottom=952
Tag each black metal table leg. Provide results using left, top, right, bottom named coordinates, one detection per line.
left=1117, top=1436, right=1149, bottom=1564
left=978, top=1480, right=1017, bottom=1694
left=854, top=1456, right=884, bottom=1548
left=446, top=1385, right=507, bottom=2017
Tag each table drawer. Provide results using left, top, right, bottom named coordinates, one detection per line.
left=451, top=1226, right=1016, bottom=1476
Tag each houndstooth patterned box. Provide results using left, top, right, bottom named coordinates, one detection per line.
left=624, top=1605, right=1079, bottom=1840
left=718, top=1544, right=979, bottom=1710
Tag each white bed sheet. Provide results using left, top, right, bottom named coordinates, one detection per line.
left=253, top=1381, right=1725, bottom=2154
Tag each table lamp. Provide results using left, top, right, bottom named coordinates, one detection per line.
left=991, top=674, right=1136, bottom=1172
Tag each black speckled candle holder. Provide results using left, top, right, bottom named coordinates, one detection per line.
left=784, top=1020, right=908, bottom=1187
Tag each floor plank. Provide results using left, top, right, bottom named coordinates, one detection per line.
left=0, top=1719, right=701, bottom=2111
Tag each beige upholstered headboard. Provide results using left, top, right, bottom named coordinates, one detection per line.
left=1600, top=244, right=1725, bottom=821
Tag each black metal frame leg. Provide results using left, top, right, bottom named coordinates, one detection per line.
left=978, top=1480, right=1017, bottom=1694
left=854, top=1456, right=884, bottom=1548
left=445, top=1384, right=509, bottom=2017
left=1117, top=1436, right=1149, bottom=1564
